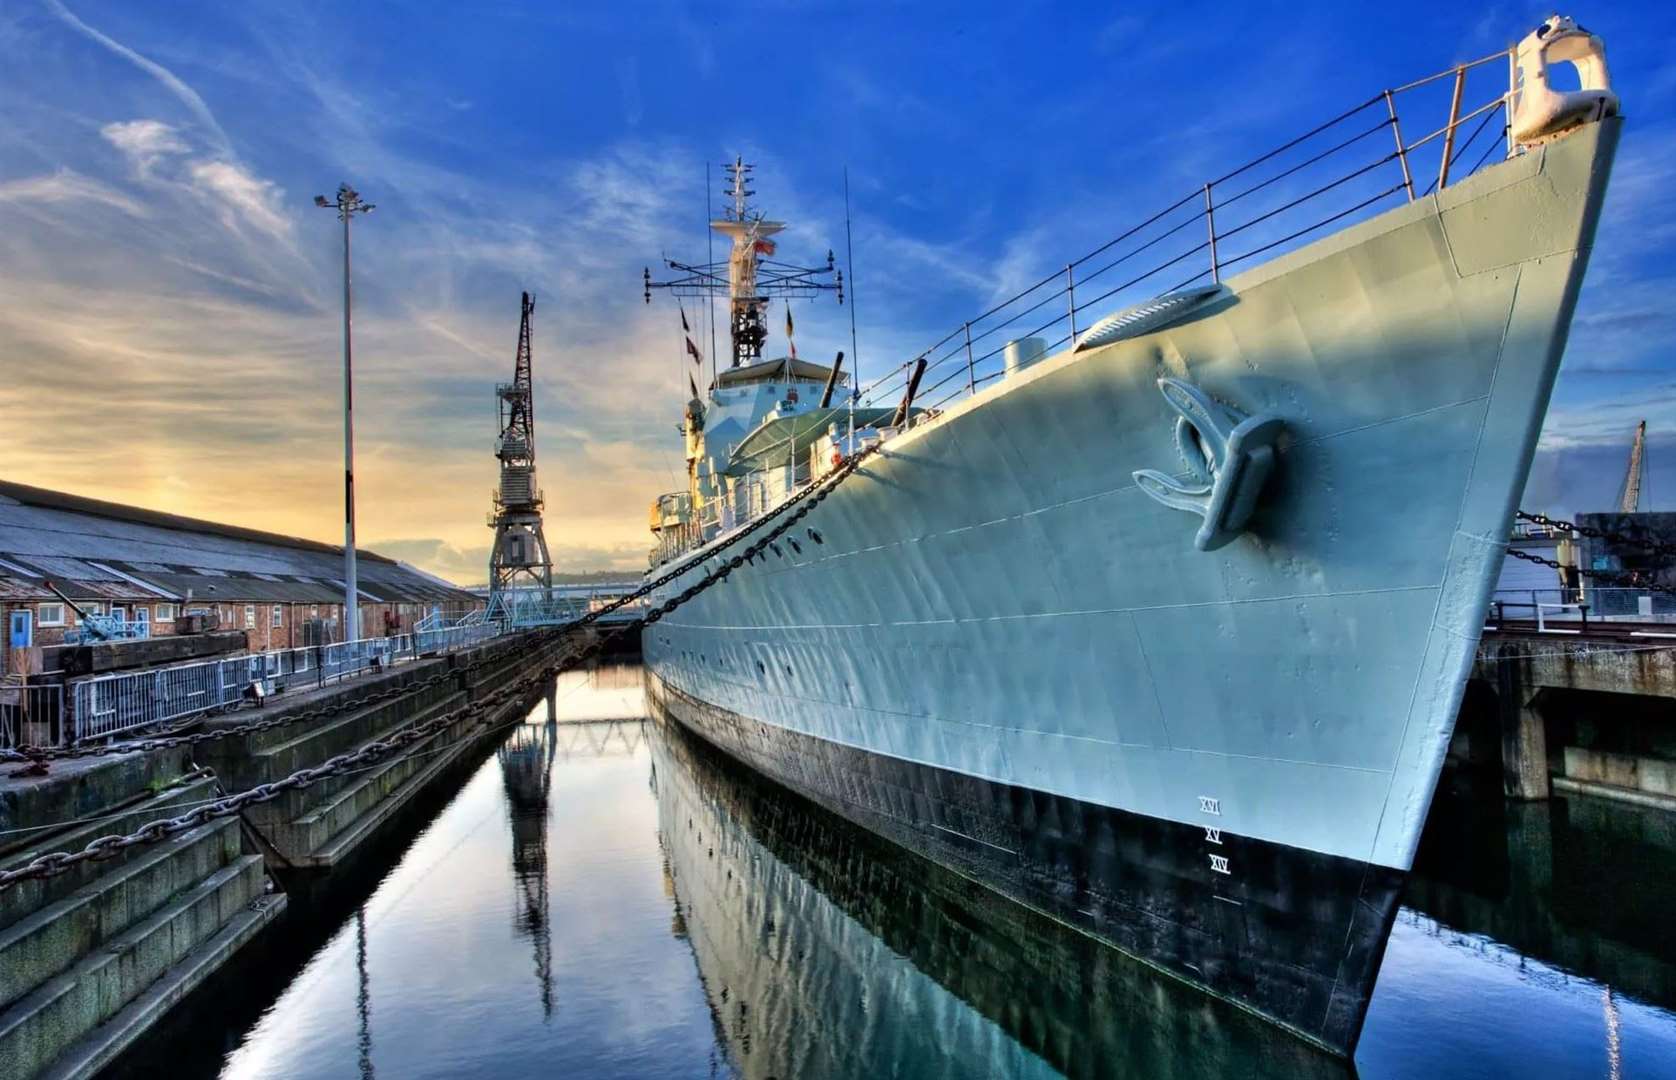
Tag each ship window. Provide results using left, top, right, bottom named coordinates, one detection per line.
left=784, top=664, right=792, bottom=677
left=788, top=539, right=802, bottom=555
left=756, top=660, right=766, bottom=675
left=807, top=528, right=823, bottom=544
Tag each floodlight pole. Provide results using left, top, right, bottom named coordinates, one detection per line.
left=317, top=184, right=374, bottom=642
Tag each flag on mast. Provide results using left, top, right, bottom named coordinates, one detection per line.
left=688, top=373, right=699, bottom=399
left=785, top=303, right=797, bottom=360
left=680, top=301, right=703, bottom=365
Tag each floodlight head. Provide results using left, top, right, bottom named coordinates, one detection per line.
left=314, top=195, right=331, bottom=207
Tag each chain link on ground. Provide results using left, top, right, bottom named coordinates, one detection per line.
left=0, top=442, right=882, bottom=890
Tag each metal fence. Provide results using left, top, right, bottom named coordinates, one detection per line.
left=68, top=622, right=504, bottom=745
left=0, top=682, right=66, bottom=749
left=1488, top=588, right=1676, bottom=632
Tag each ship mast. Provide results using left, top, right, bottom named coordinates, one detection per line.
left=644, top=158, right=843, bottom=370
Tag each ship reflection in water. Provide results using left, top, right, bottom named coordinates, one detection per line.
left=124, top=666, right=1676, bottom=1079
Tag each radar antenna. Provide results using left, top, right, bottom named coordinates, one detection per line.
left=488, top=292, right=554, bottom=597
left=643, top=157, right=843, bottom=368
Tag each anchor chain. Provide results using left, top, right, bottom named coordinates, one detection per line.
left=0, top=441, right=882, bottom=890
left=1516, top=510, right=1676, bottom=561
left=1503, top=547, right=1676, bottom=601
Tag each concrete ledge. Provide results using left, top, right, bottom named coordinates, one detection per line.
left=0, top=750, right=196, bottom=851
left=1553, top=776, right=1676, bottom=812
left=1562, top=746, right=1676, bottom=800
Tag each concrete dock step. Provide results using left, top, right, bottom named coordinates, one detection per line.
left=0, top=773, right=221, bottom=935
left=228, top=677, right=464, bottom=801
left=0, top=850, right=270, bottom=1077
left=243, top=690, right=468, bottom=830
left=269, top=702, right=488, bottom=865
left=0, top=815, right=240, bottom=1010
left=34, top=884, right=282, bottom=1080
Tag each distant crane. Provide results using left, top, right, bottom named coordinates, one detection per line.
left=1616, top=419, right=1647, bottom=514
left=487, top=292, right=554, bottom=598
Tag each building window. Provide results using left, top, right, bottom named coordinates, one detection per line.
left=155, top=603, right=176, bottom=623
left=244, top=605, right=256, bottom=629
left=38, top=602, right=65, bottom=627
left=271, top=605, right=283, bottom=628
left=77, top=602, right=103, bottom=620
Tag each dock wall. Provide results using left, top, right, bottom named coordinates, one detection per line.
left=0, top=628, right=574, bottom=1080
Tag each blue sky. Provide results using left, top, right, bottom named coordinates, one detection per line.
left=2, top=1, right=1673, bottom=579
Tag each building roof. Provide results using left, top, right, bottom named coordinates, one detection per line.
left=0, top=479, right=476, bottom=606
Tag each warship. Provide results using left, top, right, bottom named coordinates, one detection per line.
left=637, top=15, right=1620, bottom=1054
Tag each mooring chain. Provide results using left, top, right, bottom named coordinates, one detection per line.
left=0, top=445, right=880, bottom=890
left=1516, top=510, right=1676, bottom=561
left=0, top=633, right=553, bottom=767
left=1503, top=548, right=1676, bottom=601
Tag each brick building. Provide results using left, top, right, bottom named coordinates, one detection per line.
left=0, top=480, right=480, bottom=675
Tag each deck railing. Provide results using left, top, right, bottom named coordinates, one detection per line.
left=857, top=49, right=1518, bottom=420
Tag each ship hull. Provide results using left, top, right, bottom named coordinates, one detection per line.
left=651, top=671, right=1400, bottom=1053
left=644, top=118, right=1620, bottom=1053
left=649, top=703, right=1348, bottom=1078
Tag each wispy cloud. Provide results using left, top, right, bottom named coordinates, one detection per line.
left=101, top=118, right=188, bottom=176
left=187, top=159, right=292, bottom=243
left=46, top=0, right=232, bottom=153
left=0, top=167, right=147, bottom=216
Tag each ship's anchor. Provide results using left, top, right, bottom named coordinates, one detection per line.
left=1133, top=378, right=1284, bottom=551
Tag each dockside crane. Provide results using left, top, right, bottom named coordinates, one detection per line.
left=487, top=292, right=554, bottom=599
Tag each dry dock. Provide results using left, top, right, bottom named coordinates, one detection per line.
left=0, top=628, right=596, bottom=1079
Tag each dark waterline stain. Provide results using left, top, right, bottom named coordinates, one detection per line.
left=104, top=665, right=1676, bottom=1079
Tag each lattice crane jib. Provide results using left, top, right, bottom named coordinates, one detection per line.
left=1618, top=419, right=1647, bottom=515
left=643, top=157, right=844, bottom=368
left=489, top=291, right=554, bottom=597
